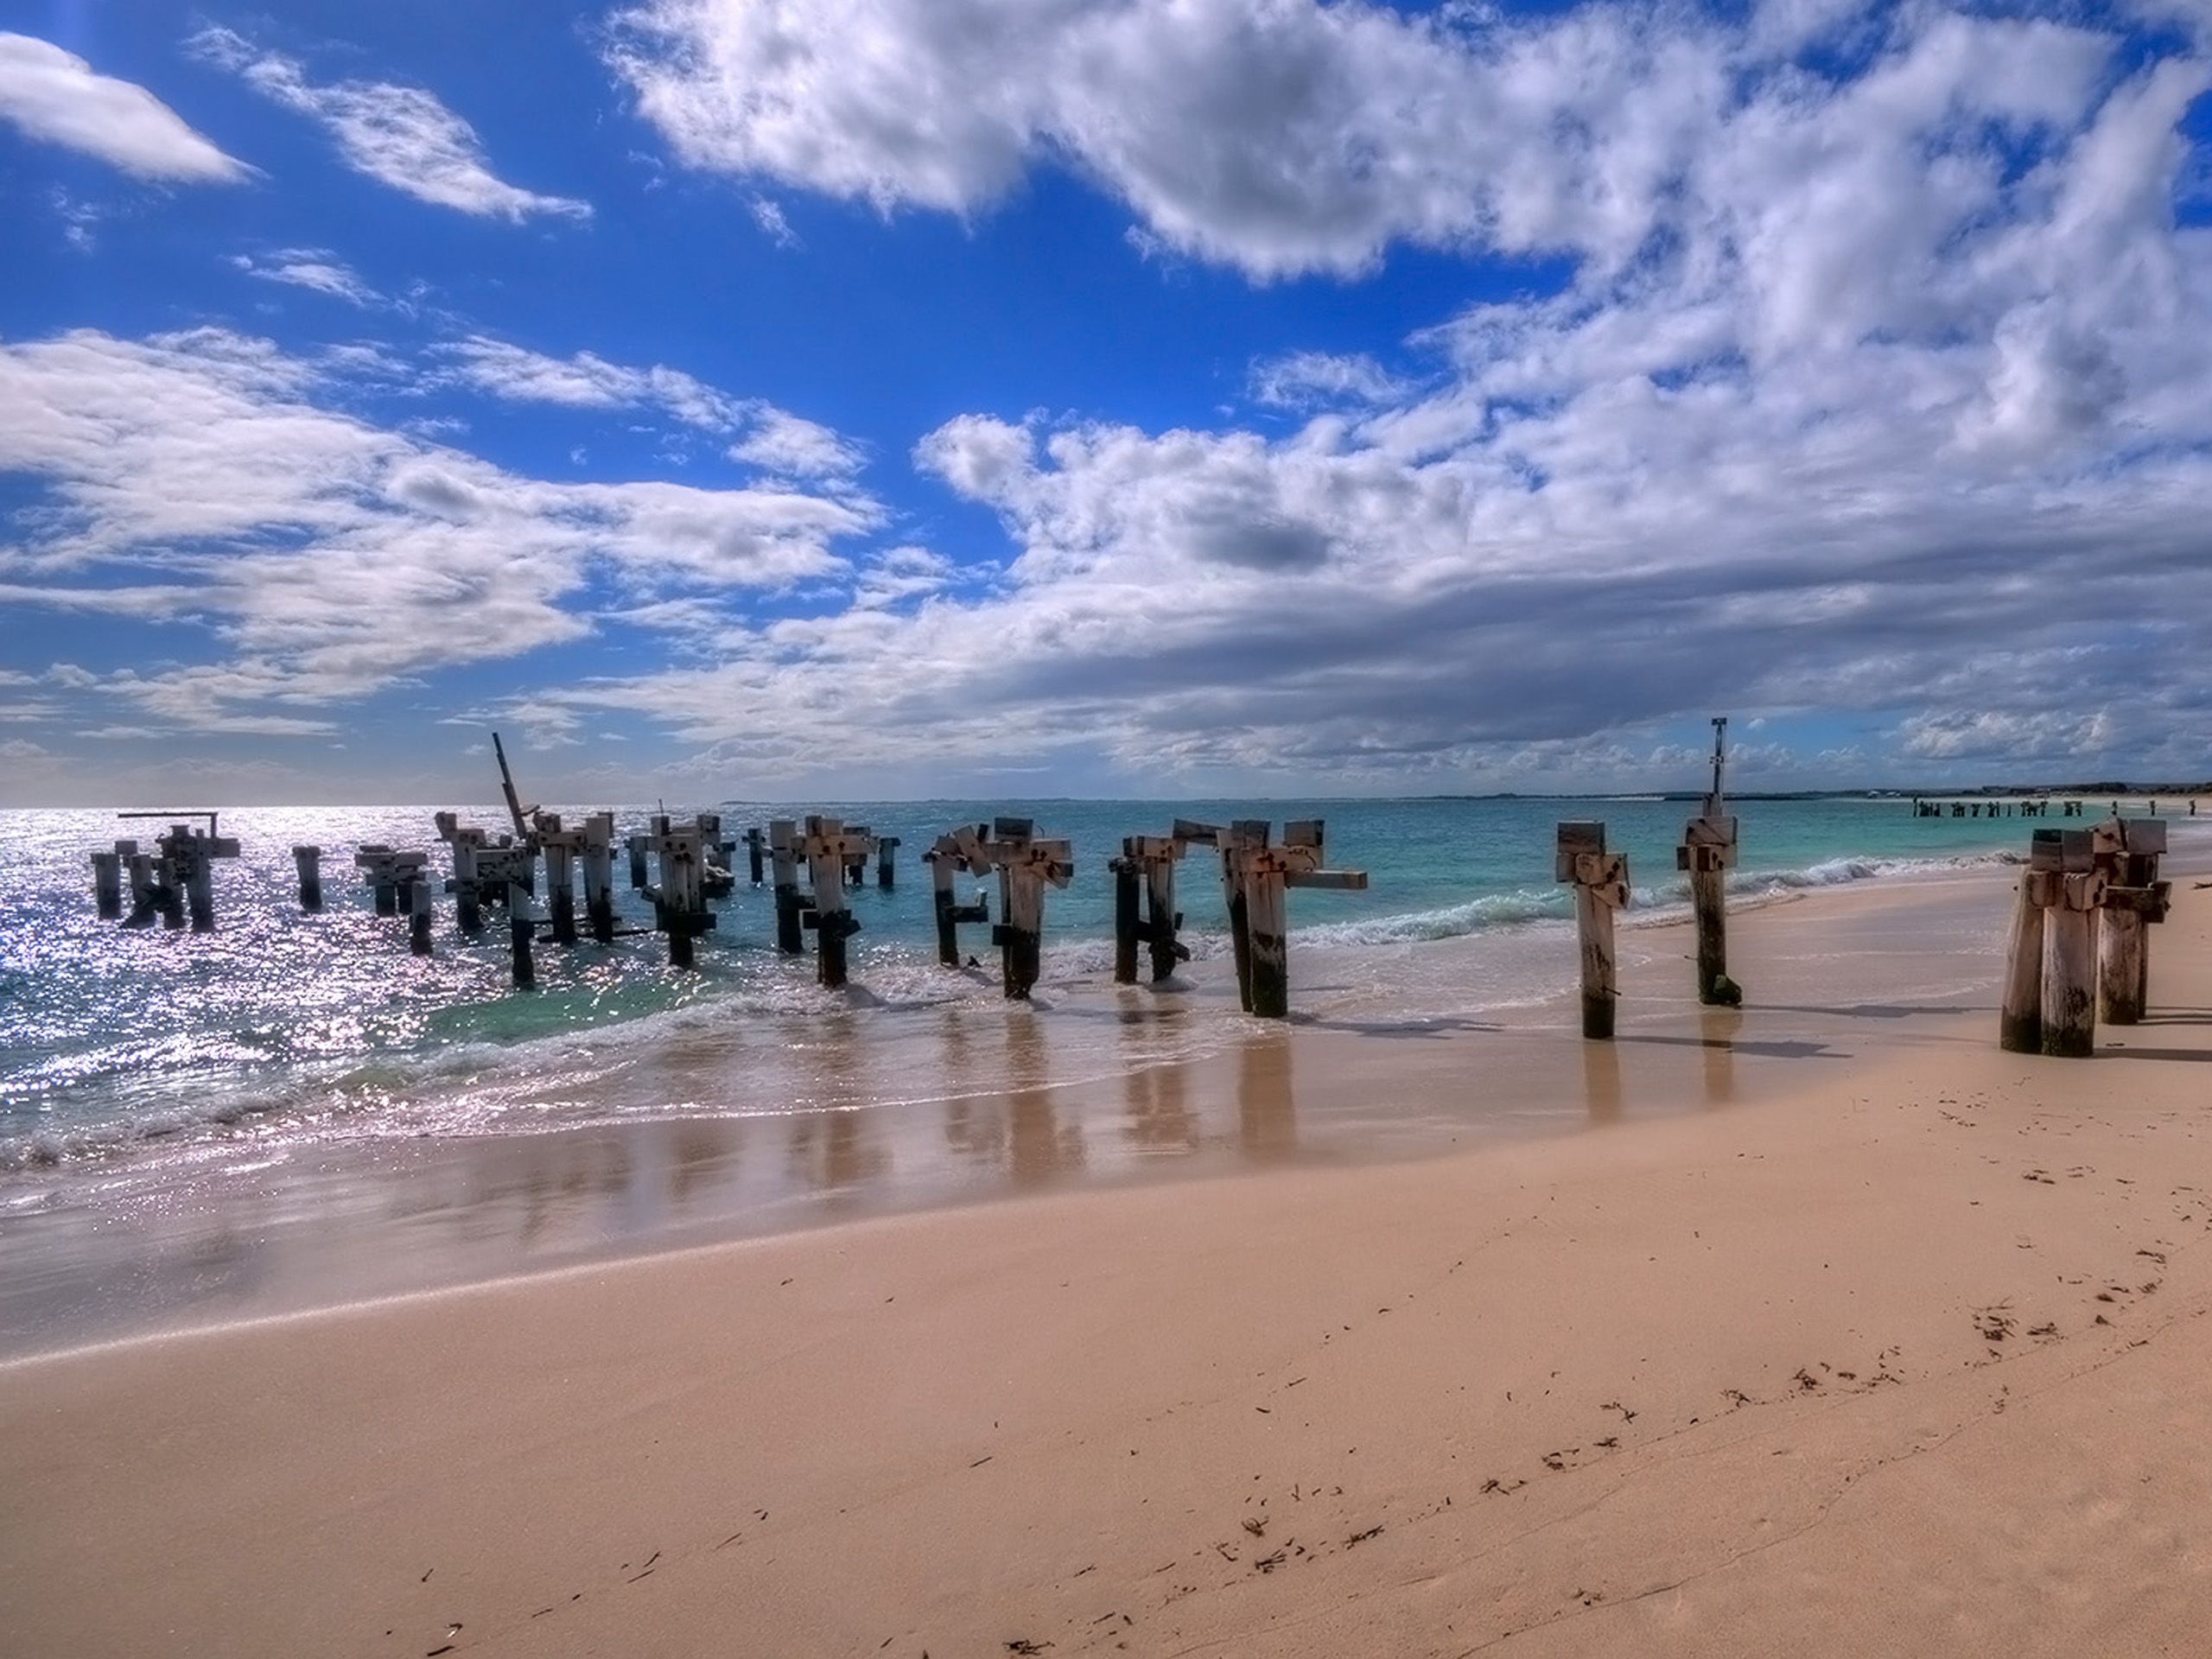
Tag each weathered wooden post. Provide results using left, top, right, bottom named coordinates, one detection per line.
left=579, top=812, right=616, bottom=943
left=91, top=848, right=124, bottom=920
left=1559, top=822, right=1630, bottom=1040
left=293, top=845, right=323, bottom=913
left=2036, top=829, right=2104, bottom=1059
left=354, top=845, right=397, bottom=915
left=2094, top=819, right=2169, bottom=1026
left=1676, top=716, right=1742, bottom=1007
left=799, top=816, right=871, bottom=988
left=120, top=850, right=164, bottom=928
left=533, top=812, right=581, bottom=946
left=696, top=813, right=736, bottom=899
left=509, top=880, right=537, bottom=988
left=435, top=815, right=489, bottom=935
left=768, top=819, right=810, bottom=954
left=407, top=873, right=434, bottom=957
left=839, top=825, right=874, bottom=890
left=1998, top=853, right=2049, bottom=1054
left=1111, top=837, right=1144, bottom=984
left=1142, top=836, right=1191, bottom=983
left=1230, top=821, right=1367, bottom=1019
left=976, top=818, right=1074, bottom=1000
left=154, top=822, right=238, bottom=933
left=875, top=835, right=899, bottom=890
left=645, top=818, right=715, bottom=969
left=743, top=827, right=766, bottom=887
left=924, top=828, right=990, bottom=967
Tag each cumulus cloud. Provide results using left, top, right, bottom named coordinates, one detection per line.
left=0, top=328, right=880, bottom=735
left=543, top=4, right=2212, bottom=787
left=188, top=26, right=589, bottom=220
left=0, top=31, right=248, bottom=182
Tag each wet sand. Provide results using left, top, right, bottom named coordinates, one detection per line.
left=4, top=865, right=2012, bottom=1356
left=4, top=867, right=2212, bottom=1654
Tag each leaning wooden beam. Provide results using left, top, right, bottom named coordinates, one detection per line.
left=1558, top=822, right=1630, bottom=1040
left=925, top=828, right=990, bottom=968
left=2034, top=829, right=2104, bottom=1059
left=798, top=815, right=870, bottom=988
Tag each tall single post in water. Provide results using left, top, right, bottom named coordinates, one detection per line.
left=799, top=816, right=870, bottom=988
left=768, top=819, right=810, bottom=954
left=122, top=849, right=161, bottom=927
left=292, top=845, right=323, bottom=913
left=533, top=812, right=582, bottom=946
left=579, top=812, right=616, bottom=943
left=1676, top=716, right=1742, bottom=1006
left=2037, top=829, right=2104, bottom=1059
left=628, top=831, right=651, bottom=891
left=925, top=828, right=990, bottom=967
left=2094, top=818, right=2169, bottom=1026
left=508, top=880, right=537, bottom=988
left=645, top=818, right=715, bottom=969
left=1221, top=821, right=1367, bottom=1019
left=408, top=874, right=434, bottom=957
left=435, top=815, right=489, bottom=935
left=1559, top=822, right=1630, bottom=1040
left=91, top=848, right=124, bottom=919
left=975, top=818, right=1074, bottom=1000
left=743, top=827, right=766, bottom=887
left=875, top=835, right=899, bottom=890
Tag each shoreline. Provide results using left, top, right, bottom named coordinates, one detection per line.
left=2, top=878, right=2208, bottom=1655
left=0, top=851, right=2056, bottom=1359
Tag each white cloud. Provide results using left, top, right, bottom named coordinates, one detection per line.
left=0, top=328, right=881, bottom=735
left=1251, top=351, right=1414, bottom=410
left=231, top=249, right=380, bottom=307
left=0, top=32, right=248, bottom=182
left=188, top=27, right=589, bottom=221
left=728, top=409, right=864, bottom=479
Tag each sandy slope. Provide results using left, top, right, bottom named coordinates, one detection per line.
left=3, top=884, right=2209, bottom=1657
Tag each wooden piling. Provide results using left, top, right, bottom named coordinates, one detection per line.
left=1559, top=822, right=1630, bottom=1040
left=580, top=813, right=616, bottom=944
left=509, top=881, right=537, bottom=988
left=293, top=845, right=322, bottom=912
left=876, top=835, right=899, bottom=890
left=976, top=818, right=1073, bottom=1001
left=1677, top=716, right=1740, bottom=1006
left=1223, top=821, right=1269, bottom=1013
left=2035, top=830, right=2103, bottom=1059
left=2093, top=819, right=2169, bottom=1026
left=799, top=816, right=868, bottom=988
left=769, top=819, right=808, bottom=954
left=646, top=819, right=715, bottom=969
left=532, top=812, right=582, bottom=946
left=1111, top=839, right=1142, bottom=985
left=409, top=875, right=434, bottom=957
left=628, top=834, right=650, bottom=891
left=91, top=849, right=123, bottom=920
left=1144, top=843, right=1185, bottom=983
left=435, top=817, right=488, bottom=935
left=1245, top=855, right=1290, bottom=1020
left=1998, top=868, right=2048, bottom=1054
left=925, top=829, right=990, bottom=967
left=744, top=827, right=766, bottom=886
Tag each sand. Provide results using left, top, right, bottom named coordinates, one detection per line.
left=4, top=880, right=2211, bottom=1656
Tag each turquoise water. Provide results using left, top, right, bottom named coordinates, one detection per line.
left=0, top=794, right=2074, bottom=1183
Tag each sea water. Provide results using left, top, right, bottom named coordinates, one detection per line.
left=0, top=794, right=2051, bottom=1196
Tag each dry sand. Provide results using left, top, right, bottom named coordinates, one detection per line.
left=4, top=881, right=2211, bottom=1656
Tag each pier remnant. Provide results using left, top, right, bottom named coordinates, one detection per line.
left=2093, top=818, right=2169, bottom=1026
left=509, top=881, right=537, bottom=988
left=875, top=835, right=900, bottom=890
left=1998, top=863, right=2047, bottom=1054
left=799, top=816, right=873, bottom=988
left=354, top=848, right=430, bottom=923
left=742, top=827, right=766, bottom=887
left=435, top=816, right=491, bottom=934
left=579, top=813, right=617, bottom=943
left=1179, top=820, right=1366, bottom=1017
left=768, top=820, right=812, bottom=954
left=407, top=872, right=434, bottom=957
left=972, top=818, right=1074, bottom=999
left=292, top=845, right=323, bottom=913
left=1109, top=836, right=1193, bottom=986
left=1559, top=822, right=1630, bottom=1040
left=2034, top=829, right=2105, bottom=1059
left=1676, top=716, right=1742, bottom=1007
left=924, top=828, right=991, bottom=966
left=90, top=844, right=126, bottom=919
left=156, top=820, right=241, bottom=932
left=532, top=812, right=583, bottom=946
left=644, top=818, right=716, bottom=969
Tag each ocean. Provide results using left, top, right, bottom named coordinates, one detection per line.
left=1, top=793, right=2055, bottom=1189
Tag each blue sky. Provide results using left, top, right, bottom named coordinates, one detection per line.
left=2, top=0, right=2209, bottom=804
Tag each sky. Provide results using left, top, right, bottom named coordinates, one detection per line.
left=1, top=0, right=2209, bottom=807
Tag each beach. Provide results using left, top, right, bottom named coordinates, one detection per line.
left=5, top=846, right=2211, bottom=1655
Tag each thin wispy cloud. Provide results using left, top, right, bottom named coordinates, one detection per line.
left=188, top=26, right=589, bottom=221
left=230, top=250, right=380, bottom=307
